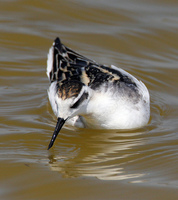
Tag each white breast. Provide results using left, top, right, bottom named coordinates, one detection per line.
left=84, top=81, right=150, bottom=130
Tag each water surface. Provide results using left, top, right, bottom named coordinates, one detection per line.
left=0, top=0, right=178, bottom=199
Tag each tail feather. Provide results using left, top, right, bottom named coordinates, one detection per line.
left=46, top=37, right=96, bottom=83
left=47, top=37, right=68, bottom=82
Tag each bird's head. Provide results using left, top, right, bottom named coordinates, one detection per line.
left=48, top=80, right=90, bottom=149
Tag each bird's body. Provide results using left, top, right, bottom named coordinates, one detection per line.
left=47, top=37, right=150, bottom=149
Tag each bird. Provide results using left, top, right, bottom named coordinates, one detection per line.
left=46, top=37, right=150, bottom=150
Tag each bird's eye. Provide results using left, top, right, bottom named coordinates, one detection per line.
left=70, top=92, right=88, bottom=109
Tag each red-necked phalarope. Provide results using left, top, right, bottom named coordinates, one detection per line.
left=47, top=37, right=150, bottom=149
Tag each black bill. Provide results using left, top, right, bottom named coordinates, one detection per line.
left=48, top=117, right=66, bottom=150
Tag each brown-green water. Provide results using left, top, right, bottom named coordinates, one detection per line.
left=0, top=0, right=178, bottom=199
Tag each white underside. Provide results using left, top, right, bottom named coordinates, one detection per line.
left=48, top=79, right=150, bottom=130
left=73, top=88, right=149, bottom=130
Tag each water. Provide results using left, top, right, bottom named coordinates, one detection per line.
left=0, top=0, right=178, bottom=199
